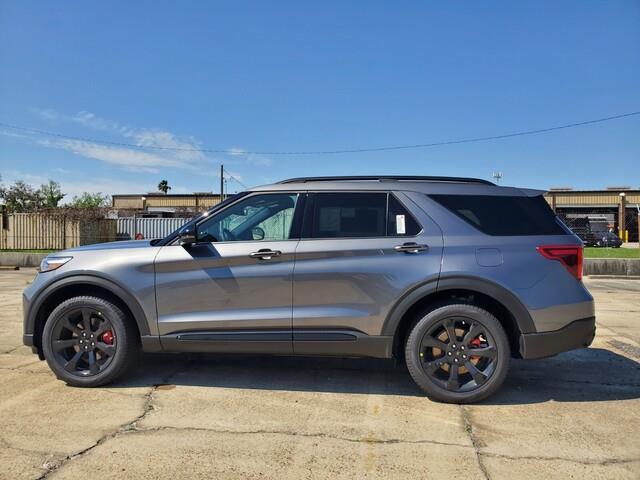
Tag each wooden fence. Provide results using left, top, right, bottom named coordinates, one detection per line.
left=0, top=212, right=117, bottom=250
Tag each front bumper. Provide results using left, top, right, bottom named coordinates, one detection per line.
left=519, top=316, right=596, bottom=359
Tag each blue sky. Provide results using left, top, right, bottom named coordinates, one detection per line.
left=1, top=1, right=639, bottom=200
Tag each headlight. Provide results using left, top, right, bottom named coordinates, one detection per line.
left=39, top=256, right=73, bottom=273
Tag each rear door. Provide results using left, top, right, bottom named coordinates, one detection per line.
left=292, top=191, right=443, bottom=355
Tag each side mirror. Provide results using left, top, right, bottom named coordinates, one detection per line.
left=251, top=226, right=265, bottom=241
left=177, top=224, right=196, bottom=246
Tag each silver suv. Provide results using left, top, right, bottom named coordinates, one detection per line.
left=23, top=176, right=595, bottom=403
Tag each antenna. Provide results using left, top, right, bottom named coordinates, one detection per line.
left=492, top=171, right=503, bottom=184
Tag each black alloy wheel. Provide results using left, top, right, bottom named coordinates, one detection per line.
left=405, top=304, right=510, bottom=403
left=49, top=306, right=117, bottom=376
left=418, top=317, right=497, bottom=393
left=42, top=296, right=137, bottom=387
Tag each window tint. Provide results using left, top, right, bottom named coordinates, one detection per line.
left=429, top=194, right=567, bottom=236
left=311, top=193, right=386, bottom=238
left=387, top=195, right=421, bottom=236
left=197, top=193, right=297, bottom=242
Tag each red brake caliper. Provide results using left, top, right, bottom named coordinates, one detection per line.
left=469, top=337, right=482, bottom=361
left=101, top=330, right=114, bottom=345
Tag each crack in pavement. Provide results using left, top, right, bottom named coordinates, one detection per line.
left=459, top=408, right=638, bottom=472
left=461, top=406, right=491, bottom=480
left=0, top=434, right=63, bottom=457
left=33, top=388, right=158, bottom=480
left=0, top=345, right=27, bottom=354
left=129, top=424, right=473, bottom=448
left=34, top=363, right=188, bottom=480
left=8, top=374, right=640, bottom=479
left=509, top=375, right=640, bottom=388
left=479, top=451, right=640, bottom=467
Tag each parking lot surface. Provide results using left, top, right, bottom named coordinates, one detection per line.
left=1, top=269, right=639, bottom=479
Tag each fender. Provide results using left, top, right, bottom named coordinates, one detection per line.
left=381, top=274, right=536, bottom=337
left=26, top=273, right=153, bottom=340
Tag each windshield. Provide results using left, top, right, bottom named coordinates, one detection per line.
left=157, top=193, right=246, bottom=246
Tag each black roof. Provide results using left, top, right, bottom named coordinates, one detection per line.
left=277, top=176, right=494, bottom=185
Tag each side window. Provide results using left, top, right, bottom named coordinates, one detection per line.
left=311, top=193, right=386, bottom=238
left=387, top=195, right=421, bottom=236
left=196, top=193, right=298, bottom=242
left=429, top=194, right=567, bottom=236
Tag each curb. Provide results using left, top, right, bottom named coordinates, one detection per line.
left=585, top=275, right=640, bottom=280
left=0, top=252, right=49, bottom=268
left=584, top=258, right=640, bottom=277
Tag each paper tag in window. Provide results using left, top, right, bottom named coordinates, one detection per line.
left=396, top=215, right=406, bottom=234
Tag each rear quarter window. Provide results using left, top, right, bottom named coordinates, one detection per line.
left=429, top=194, right=567, bottom=236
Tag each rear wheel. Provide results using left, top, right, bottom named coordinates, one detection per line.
left=42, top=296, right=138, bottom=387
left=405, top=304, right=510, bottom=403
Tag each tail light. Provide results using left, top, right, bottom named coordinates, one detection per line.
left=536, top=245, right=583, bottom=281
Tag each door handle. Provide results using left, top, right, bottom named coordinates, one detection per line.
left=394, top=242, right=428, bottom=254
left=249, top=249, right=282, bottom=260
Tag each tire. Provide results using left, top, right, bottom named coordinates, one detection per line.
left=42, top=296, right=138, bottom=387
left=405, top=303, right=510, bottom=404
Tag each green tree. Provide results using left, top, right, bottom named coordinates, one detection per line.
left=158, top=179, right=171, bottom=194
left=69, top=192, right=110, bottom=209
left=40, top=180, right=65, bottom=208
left=0, top=180, right=45, bottom=212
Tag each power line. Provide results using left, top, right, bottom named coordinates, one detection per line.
left=223, top=168, right=248, bottom=189
left=1, top=110, right=638, bottom=156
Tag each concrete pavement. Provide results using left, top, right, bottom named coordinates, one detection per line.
left=1, top=270, right=639, bottom=479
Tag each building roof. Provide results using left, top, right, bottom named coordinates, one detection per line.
left=545, top=188, right=640, bottom=207
left=112, top=192, right=221, bottom=209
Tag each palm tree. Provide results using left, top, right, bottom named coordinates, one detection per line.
left=158, top=179, right=171, bottom=194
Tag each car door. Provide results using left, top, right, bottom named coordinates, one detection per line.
left=292, top=191, right=443, bottom=356
left=154, top=192, right=302, bottom=353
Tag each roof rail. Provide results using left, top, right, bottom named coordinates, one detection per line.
left=277, top=175, right=495, bottom=185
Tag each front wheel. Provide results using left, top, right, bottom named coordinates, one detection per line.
left=42, top=296, right=138, bottom=387
left=405, top=304, right=510, bottom=403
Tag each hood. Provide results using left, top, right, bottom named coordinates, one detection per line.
left=61, top=239, right=155, bottom=253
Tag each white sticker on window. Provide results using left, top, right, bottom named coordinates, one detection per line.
left=396, top=214, right=406, bottom=234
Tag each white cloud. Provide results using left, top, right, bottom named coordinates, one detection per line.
left=128, top=129, right=204, bottom=163
left=30, top=109, right=209, bottom=173
left=45, top=139, right=193, bottom=173
left=0, top=129, right=30, bottom=139
left=0, top=170, right=49, bottom=186
left=23, top=109, right=272, bottom=184
left=228, top=147, right=272, bottom=167
left=32, top=108, right=61, bottom=122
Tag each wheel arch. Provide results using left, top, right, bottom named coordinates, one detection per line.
left=384, top=275, right=535, bottom=359
left=28, top=275, right=151, bottom=358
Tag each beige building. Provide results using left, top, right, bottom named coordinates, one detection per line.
left=112, top=193, right=222, bottom=217
left=544, top=187, right=640, bottom=242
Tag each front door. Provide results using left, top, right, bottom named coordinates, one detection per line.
left=155, top=192, right=301, bottom=353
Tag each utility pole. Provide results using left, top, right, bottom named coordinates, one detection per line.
left=492, top=171, right=503, bottom=184
left=220, top=164, right=224, bottom=201
left=618, top=192, right=626, bottom=241
left=636, top=204, right=639, bottom=248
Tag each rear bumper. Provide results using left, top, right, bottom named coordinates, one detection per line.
left=519, top=316, right=596, bottom=359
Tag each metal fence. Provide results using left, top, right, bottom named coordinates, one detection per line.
left=116, top=217, right=190, bottom=240
left=558, top=208, right=639, bottom=243
left=0, top=213, right=117, bottom=249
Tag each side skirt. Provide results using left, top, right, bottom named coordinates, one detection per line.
left=156, top=330, right=393, bottom=358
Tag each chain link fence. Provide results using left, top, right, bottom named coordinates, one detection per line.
left=558, top=208, right=639, bottom=243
